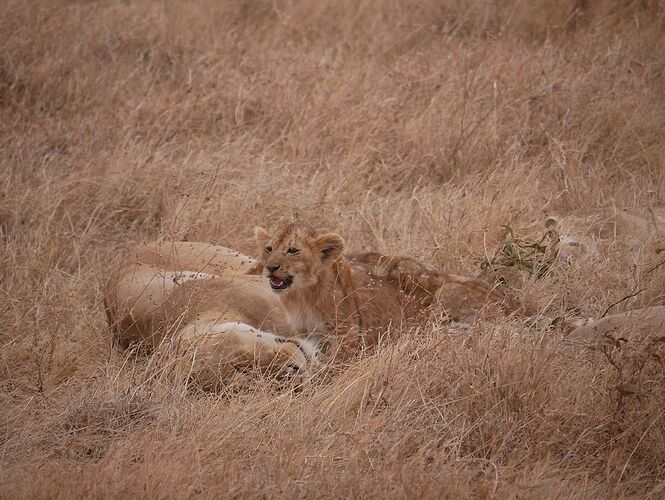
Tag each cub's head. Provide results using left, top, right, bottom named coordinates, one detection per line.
left=254, top=224, right=344, bottom=293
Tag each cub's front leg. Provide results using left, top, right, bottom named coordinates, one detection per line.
left=318, top=321, right=363, bottom=361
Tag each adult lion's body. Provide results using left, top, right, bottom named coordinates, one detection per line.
left=104, top=242, right=318, bottom=388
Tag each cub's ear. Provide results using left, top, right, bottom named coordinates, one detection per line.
left=314, top=233, right=344, bottom=261
left=254, top=226, right=271, bottom=248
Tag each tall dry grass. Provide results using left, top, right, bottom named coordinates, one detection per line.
left=1, top=0, right=665, bottom=497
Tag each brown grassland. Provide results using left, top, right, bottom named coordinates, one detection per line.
left=2, top=0, right=665, bottom=497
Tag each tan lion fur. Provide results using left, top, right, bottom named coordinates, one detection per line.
left=104, top=226, right=511, bottom=385
left=255, top=224, right=512, bottom=360
left=104, top=241, right=318, bottom=388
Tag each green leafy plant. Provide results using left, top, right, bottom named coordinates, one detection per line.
left=477, top=219, right=561, bottom=281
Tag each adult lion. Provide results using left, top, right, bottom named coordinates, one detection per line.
left=104, top=225, right=509, bottom=387
left=104, top=241, right=319, bottom=388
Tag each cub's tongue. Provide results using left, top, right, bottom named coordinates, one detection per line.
left=270, top=276, right=284, bottom=287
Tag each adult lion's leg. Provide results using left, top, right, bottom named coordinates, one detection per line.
left=134, top=241, right=262, bottom=277
left=174, top=321, right=319, bottom=388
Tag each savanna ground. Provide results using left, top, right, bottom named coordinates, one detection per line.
left=2, top=0, right=665, bottom=498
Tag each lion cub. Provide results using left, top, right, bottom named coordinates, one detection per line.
left=255, top=224, right=507, bottom=360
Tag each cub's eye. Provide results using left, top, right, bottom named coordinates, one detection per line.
left=265, top=246, right=272, bottom=253
left=286, top=247, right=300, bottom=255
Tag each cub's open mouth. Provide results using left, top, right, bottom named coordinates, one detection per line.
left=269, top=275, right=293, bottom=291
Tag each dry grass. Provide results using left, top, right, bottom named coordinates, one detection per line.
left=2, top=0, right=665, bottom=497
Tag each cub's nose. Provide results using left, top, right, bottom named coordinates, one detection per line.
left=266, top=264, right=280, bottom=273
